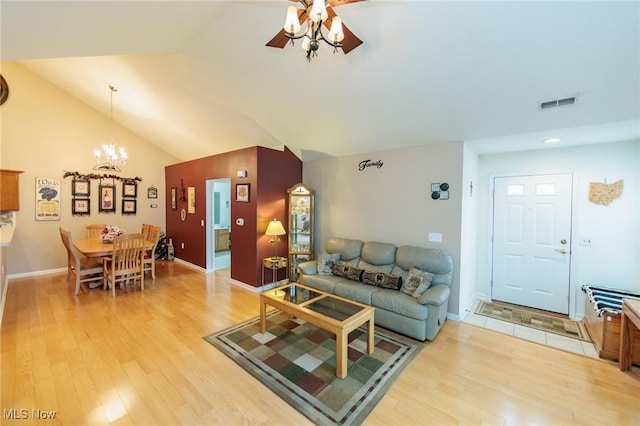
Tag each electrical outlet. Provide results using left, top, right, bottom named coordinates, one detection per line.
left=181, top=242, right=185, bottom=249
left=429, top=232, right=443, bottom=243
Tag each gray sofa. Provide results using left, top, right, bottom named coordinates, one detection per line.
left=297, top=237, right=454, bottom=341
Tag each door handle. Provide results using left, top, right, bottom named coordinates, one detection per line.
left=554, top=248, right=567, bottom=255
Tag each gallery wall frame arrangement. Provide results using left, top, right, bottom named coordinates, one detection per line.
left=123, top=181, right=137, bottom=198
left=72, top=198, right=90, bottom=215
left=99, top=185, right=116, bottom=213
left=122, top=199, right=137, bottom=215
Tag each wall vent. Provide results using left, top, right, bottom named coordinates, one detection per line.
left=539, top=96, right=576, bottom=110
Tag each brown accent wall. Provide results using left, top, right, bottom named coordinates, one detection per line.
left=165, top=146, right=302, bottom=287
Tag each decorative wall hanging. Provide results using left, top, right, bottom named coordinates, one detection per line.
left=431, top=182, right=450, bottom=200
left=99, top=185, right=116, bottom=213
left=122, top=199, right=137, bottom=215
left=188, top=187, right=196, bottom=214
left=589, top=179, right=623, bottom=205
left=72, top=198, right=90, bottom=215
left=72, top=179, right=90, bottom=197
left=123, top=181, right=137, bottom=198
left=171, top=187, right=177, bottom=210
left=35, top=177, right=61, bottom=221
left=236, top=184, right=250, bottom=202
left=147, top=186, right=158, bottom=199
left=63, top=170, right=141, bottom=183
left=358, top=159, right=384, bottom=171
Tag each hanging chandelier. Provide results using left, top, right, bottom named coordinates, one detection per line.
left=93, top=85, right=127, bottom=172
left=282, top=0, right=345, bottom=61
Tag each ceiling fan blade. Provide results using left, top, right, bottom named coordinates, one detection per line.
left=325, top=7, right=363, bottom=54
left=266, top=8, right=309, bottom=49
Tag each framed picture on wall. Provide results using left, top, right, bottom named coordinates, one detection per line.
left=236, top=184, right=249, bottom=202
left=171, top=187, right=177, bottom=210
left=122, top=199, right=137, bottom=215
left=147, top=186, right=158, bottom=199
left=72, top=179, right=90, bottom=197
left=188, top=186, right=195, bottom=213
left=72, top=198, right=90, bottom=215
left=99, top=185, right=116, bottom=213
left=123, top=181, right=137, bottom=198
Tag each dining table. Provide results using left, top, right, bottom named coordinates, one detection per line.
left=73, top=237, right=154, bottom=258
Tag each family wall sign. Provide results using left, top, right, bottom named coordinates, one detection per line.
left=358, top=159, right=384, bottom=171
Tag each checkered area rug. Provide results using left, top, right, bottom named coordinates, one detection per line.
left=475, top=301, right=591, bottom=342
left=204, top=312, right=422, bottom=426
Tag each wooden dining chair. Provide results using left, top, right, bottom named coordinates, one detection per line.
left=86, top=223, right=106, bottom=239
left=59, top=227, right=103, bottom=296
left=141, top=224, right=161, bottom=279
left=103, top=233, right=145, bottom=297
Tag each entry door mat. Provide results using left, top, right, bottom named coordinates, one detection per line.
left=203, top=312, right=422, bottom=426
left=475, top=301, right=591, bottom=342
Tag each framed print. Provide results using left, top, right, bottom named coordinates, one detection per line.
left=148, top=186, right=158, bottom=199
left=72, top=198, right=90, bottom=215
left=72, top=179, right=90, bottom=197
left=236, top=184, right=250, bottom=202
left=188, top=186, right=195, bottom=213
left=35, top=177, right=61, bottom=221
left=99, top=185, right=116, bottom=213
left=171, top=187, right=177, bottom=210
left=123, top=181, right=137, bottom=198
left=122, top=199, right=137, bottom=215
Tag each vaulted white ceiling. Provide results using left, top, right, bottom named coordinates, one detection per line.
left=2, top=1, right=639, bottom=161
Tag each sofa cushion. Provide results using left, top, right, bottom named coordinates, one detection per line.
left=335, top=281, right=380, bottom=305
left=400, top=267, right=434, bottom=298
left=394, top=246, right=454, bottom=287
left=357, top=260, right=394, bottom=274
left=317, top=252, right=340, bottom=275
left=325, top=238, right=363, bottom=264
left=361, top=271, right=402, bottom=290
left=371, top=289, right=430, bottom=321
left=331, top=263, right=364, bottom=282
left=361, top=241, right=397, bottom=266
left=299, top=274, right=346, bottom=294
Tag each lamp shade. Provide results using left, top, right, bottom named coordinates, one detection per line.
left=265, top=219, right=286, bottom=236
left=310, top=0, right=328, bottom=22
left=283, top=5, right=301, bottom=33
left=327, top=16, right=344, bottom=43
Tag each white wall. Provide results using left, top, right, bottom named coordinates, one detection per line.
left=303, top=142, right=465, bottom=315
left=1, top=62, right=178, bottom=275
left=475, top=140, right=640, bottom=317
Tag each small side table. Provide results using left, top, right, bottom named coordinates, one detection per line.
left=619, top=298, right=640, bottom=371
left=262, top=256, right=288, bottom=286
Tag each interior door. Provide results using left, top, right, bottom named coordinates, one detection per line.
left=491, top=174, right=573, bottom=314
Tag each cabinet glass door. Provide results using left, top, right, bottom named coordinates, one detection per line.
left=287, top=183, right=314, bottom=281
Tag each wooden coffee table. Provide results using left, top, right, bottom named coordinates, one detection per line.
left=260, top=282, right=375, bottom=379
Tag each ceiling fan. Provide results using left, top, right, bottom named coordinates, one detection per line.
left=266, top=0, right=366, bottom=60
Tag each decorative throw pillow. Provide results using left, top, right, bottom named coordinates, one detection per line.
left=317, top=252, right=340, bottom=275
left=332, top=263, right=364, bottom=282
left=401, top=267, right=434, bottom=298
left=361, top=271, right=403, bottom=290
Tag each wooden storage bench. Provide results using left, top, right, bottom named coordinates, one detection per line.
left=582, top=285, right=640, bottom=366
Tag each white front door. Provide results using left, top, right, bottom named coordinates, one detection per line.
left=491, top=174, right=573, bottom=314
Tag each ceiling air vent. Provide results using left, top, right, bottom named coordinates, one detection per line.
left=539, top=96, right=576, bottom=110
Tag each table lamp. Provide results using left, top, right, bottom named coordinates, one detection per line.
left=265, top=219, right=286, bottom=259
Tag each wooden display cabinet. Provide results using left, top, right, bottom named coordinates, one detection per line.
left=287, top=183, right=314, bottom=281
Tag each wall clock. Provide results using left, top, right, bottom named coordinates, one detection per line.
left=0, top=74, right=8, bottom=105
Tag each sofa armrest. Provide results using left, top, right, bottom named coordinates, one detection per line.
left=417, top=284, right=450, bottom=306
left=298, top=260, right=318, bottom=276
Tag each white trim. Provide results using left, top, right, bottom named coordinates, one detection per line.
left=0, top=274, right=8, bottom=327
left=8, top=267, right=66, bottom=279
left=228, top=278, right=288, bottom=293
left=173, top=257, right=206, bottom=273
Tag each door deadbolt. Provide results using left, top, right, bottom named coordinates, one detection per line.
left=560, top=239, right=567, bottom=245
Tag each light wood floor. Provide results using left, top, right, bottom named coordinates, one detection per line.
left=2, top=261, right=639, bottom=425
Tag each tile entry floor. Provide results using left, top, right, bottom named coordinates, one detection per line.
left=463, top=300, right=599, bottom=359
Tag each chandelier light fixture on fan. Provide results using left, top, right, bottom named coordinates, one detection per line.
left=266, top=0, right=365, bottom=61
left=93, top=85, right=127, bottom=172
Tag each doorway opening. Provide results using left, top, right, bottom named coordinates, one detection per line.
left=206, top=178, right=231, bottom=271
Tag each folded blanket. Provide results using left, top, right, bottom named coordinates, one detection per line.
left=582, top=284, right=640, bottom=316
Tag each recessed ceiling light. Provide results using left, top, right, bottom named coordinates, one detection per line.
left=543, top=137, right=562, bottom=144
